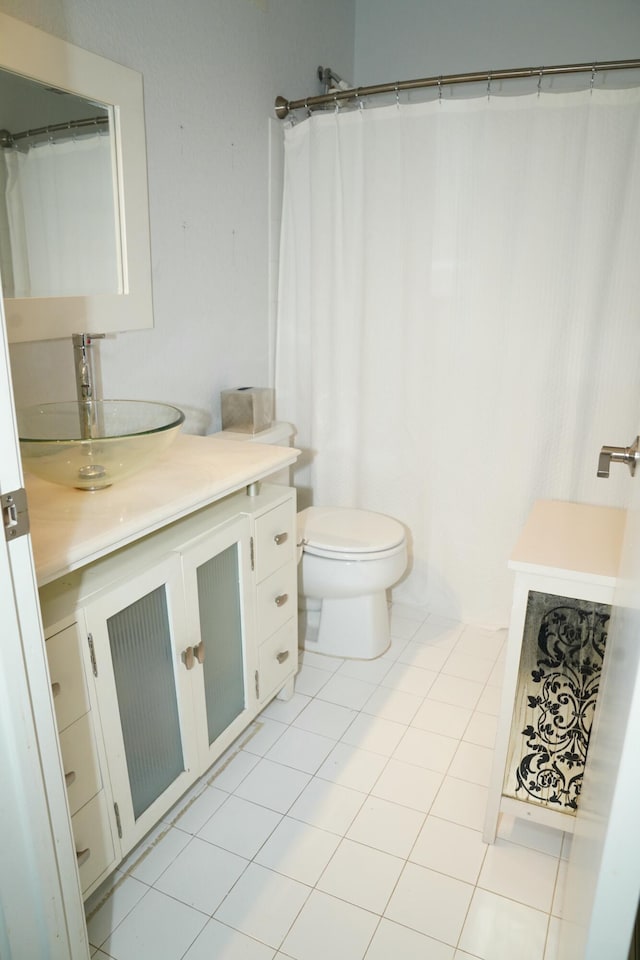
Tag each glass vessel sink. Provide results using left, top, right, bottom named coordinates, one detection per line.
left=18, top=400, right=185, bottom=490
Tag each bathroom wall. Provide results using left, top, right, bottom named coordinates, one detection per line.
left=2, top=0, right=354, bottom=432
left=354, top=0, right=640, bottom=85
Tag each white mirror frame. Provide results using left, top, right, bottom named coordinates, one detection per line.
left=0, top=12, right=153, bottom=343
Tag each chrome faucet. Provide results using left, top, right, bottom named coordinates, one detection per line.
left=72, top=333, right=105, bottom=438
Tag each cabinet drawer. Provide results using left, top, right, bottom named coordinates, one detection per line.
left=256, top=563, right=297, bottom=642
left=59, top=713, right=102, bottom=817
left=72, top=791, right=116, bottom=896
left=254, top=499, right=296, bottom=581
left=46, top=623, right=90, bottom=732
left=259, top=619, right=297, bottom=703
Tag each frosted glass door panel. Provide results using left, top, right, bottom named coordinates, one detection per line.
left=107, top=585, right=184, bottom=820
left=197, top=543, right=245, bottom=745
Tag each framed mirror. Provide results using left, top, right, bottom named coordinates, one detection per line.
left=0, top=12, right=153, bottom=342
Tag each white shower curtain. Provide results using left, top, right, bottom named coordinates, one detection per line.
left=275, top=88, right=640, bottom=627
left=4, top=134, right=119, bottom=298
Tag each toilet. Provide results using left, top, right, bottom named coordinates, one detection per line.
left=211, top=421, right=408, bottom=659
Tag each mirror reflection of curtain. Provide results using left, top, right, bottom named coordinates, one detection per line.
left=3, top=133, right=119, bottom=298
left=276, top=88, right=640, bottom=627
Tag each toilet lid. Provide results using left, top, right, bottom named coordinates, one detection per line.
left=298, top=506, right=405, bottom=556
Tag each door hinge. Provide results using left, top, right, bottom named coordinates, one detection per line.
left=250, top=536, right=255, bottom=571
left=87, top=634, right=98, bottom=677
left=113, top=802, right=123, bottom=839
left=2, top=487, right=29, bottom=542
left=255, top=669, right=260, bottom=699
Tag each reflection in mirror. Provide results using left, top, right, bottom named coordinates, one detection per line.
left=0, top=11, right=153, bottom=343
left=0, top=71, right=120, bottom=299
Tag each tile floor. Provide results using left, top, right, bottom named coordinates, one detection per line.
left=85, top=605, right=568, bottom=960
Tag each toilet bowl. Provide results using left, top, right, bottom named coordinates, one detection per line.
left=209, top=421, right=407, bottom=659
left=298, top=506, right=407, bottom=660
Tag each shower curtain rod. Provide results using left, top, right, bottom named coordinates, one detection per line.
left=274, top=57, right=640, bottom=118
left=0, top=115, right=108, bottom=148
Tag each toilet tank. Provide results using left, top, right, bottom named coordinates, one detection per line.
left=213, top=421, right=295, bottom=485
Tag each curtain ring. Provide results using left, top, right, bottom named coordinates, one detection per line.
left=590, top=64, right=596, bottom=93
left=537, top=68, right=543, bottom=97
left=438, top=77, right=443, bottom=104
left=395, top=83, right=400, bottom=108
left=487, top=72, right=492, bottom=100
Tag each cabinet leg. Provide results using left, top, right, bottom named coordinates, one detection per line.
left=277, top=677, right=295, bottom=701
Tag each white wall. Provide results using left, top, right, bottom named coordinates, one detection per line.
left=354, top=0, right=640, bottom=86
left=2, top=0, right=354, bottom=432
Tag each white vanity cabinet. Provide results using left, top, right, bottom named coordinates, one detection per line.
left=38, top=482, right=298, bottom=895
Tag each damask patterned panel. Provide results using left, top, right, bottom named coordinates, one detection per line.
left=502, top=590, right=610, bottom=815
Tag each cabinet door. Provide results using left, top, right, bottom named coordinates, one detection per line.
left=181, top=515, right=256, bottom=771
left=84, top=555, right=196, bottom=851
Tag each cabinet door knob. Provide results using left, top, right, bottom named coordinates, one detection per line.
left=76, top=847, right=91, bottom=867
left=183, top=646, right=195, bottom=670
left=276, top=650, right=290, bottom=664
left=275, top=593, right=289, bottom=607
left=64, top=770, right=76, bottom=787
left=274, top=532, right=288, bottom=545
left=51, top=681, right=61, bottom=697
left=194, top=640, right=205, bottom=665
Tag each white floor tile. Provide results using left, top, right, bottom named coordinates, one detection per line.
left=280, top=890, right=379, bottom=960
left=371, top=758, right=442, bottom=812
left=475, top=685, right=502, bottom=716
left=262, top=692, right=311, bottom=724
left=317, top=838, right=404, bottom=914
left=86, top=875, right=149, bottom=949
left=196, top=795, right=282, bottom=858
left=430, top=777, right=489, bottom=831
left=242, top=718, right=289, bottom=756
left=347, top=794, right=425, bottom=858
left=427, top=674, right=485, bottom=710
left=214, top=863, right=310, bottom=949
left=410, top=816, right=488, bottom=884
left=294, top=664, right=332, bottom=697
left=298, top=650, right=343, bottom=673
left=463, top=712, right=498, bottom=749
left=487, top=659, right=506, bottom=688
left=154, top=836, right=248, bottom=914
left=170, top=785, right=228, bottom=835
left=545, top=915, right=561, bottom=960
left=363, top=686, right=423, bottom=724
left=454, top=626, right=505, bottom=661
left=378, top=636, right=410, bottom=661
left=393, top=725, right=459, bottom=773
left=316, top=741, right=388, bottom=792
left=552, top=859, right=567, bottom=918
left=234, top=758, right=311, bottom=814
left=380, top=661, right=438, bottom=696
left=448, top=741, right=494, bottom=787
left=293, top=698, right=357, bottom=739
left=337, top=656, right=393, bottom=686
left=385, top=862, right=474, bottom=946
left=266, top=726, right=336, bottom=774
left=315, top=673, right=378, bottom=710
left=459, top=888, right=548, bottom=960
left=365, top=918, right=455, bottom=960
left=288, top=777, right=365, bottom=835
left=478, top=839, right=559, bottom=913
left=496, top=815, right=564, bottom=857
left=389, top=611, right=423, bottom=640
left=413, top=618, right=463, bottom=649
left=126, top=825, right=191, bottom=885
left=341, top=712, right=407, bottom=756
left=182, top=918, right=277, bottom=960
left=441, top=652, right=495, bottom=684
left=102, top=888, right=207, bottom=960
left=208, top=749, right=260, bottom=793
left=411, top=698, right=473, bottom=739
left=398, top=639, right=452, bottom=672
left=254, top=816, right=341, bottom=885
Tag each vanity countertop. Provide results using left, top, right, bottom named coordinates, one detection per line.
left=27, top=433, right=299, bottom=586
left=509, top=499, right=626, bottom=588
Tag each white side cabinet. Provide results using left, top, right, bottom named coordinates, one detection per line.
left=39, top=483, right=298, bottom=896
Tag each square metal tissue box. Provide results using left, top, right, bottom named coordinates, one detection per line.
left=221, top=387, right=274, bottom=434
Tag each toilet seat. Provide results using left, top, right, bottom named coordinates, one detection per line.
left=298, top=506, right=406, bottom=562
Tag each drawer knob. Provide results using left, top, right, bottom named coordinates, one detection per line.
left=51, top=682, right=61, bottom=698
left=183, top=646, right=195, bottom=670
left=274, top=532, right=288, bottom=546
left=276, top=650, right=290, bottom=664
left=64, top=771, right=76, bottom=788
left=76, top=847, right=91, bottom=868
left=194, top=640, right=205, bottom=665
left=275, top=593, right=289, bottom=608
